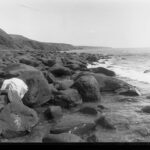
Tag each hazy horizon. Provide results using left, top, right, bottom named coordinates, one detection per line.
left=1, top=0, right=150, bottom=48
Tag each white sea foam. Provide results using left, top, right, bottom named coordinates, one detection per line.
left=87, top=59, right=150, bottom=84
left=112, top=67, right=150, bottom=84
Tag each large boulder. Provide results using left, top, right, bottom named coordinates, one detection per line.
left=78, top=106, right=98, bottom=116
left=141, top=106, right=150, bottom=113
left=0, top=102, right=39, bottom=138
left=72, top=72, right=122, bottom=92
left=54, top=79, right=74, bottom=90
left=1, top=122, right=51, bottom=142
left=72, top=71, right=140, bottom=94
left=44, top=106, right=63, bottom=121
left=144, top=70, right=150, bottom=73
left=94, top=73, right=128, bottom=92
left=116, top=87, right=141, bottom=96
left=49, top=64, right=72, bottom=77
left=70, top=123, right=96, bottom=136
left=90, top=67, right=116, bottom=76
left=65, top=63, right=86, bottom=71
left=19, top=56, right=39, bottom=67
left=54, top=89, right=82, bottom=108
left=50, top=113, right=95, bottom=134
left=2, top=63, right=53, bottom=107
left=95, top=113, right=130, bottom=131
left=95, top=115, right=116, bottom=130
left=43, top=71, right=56, bottom=84
left=63, top=58, right=87, bottom=71
left=85, top=54, right=100, bottom=63
left=72, top=75, right=101, bottom=102
left=40, top=58, right=56, bottom=67
left=93, top=73, right=140, bottom=95
left=86, top=134, right=99, bottom=142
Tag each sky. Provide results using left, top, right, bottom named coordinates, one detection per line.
left=0, top=0, right=150, bottom=48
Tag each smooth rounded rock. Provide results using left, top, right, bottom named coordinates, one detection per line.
left=90, top=67, right=115, bottom=76
left=78, top=106, right=98, bottom=116
left=141, top=106, right=150, bottom=113
left=54, top=88, right=82, bottom=108
left=0, top=101, right=39, bottom=138
left=72, top=75, right=101, bottom=102
left=2, top=63, right=53, bottom=107
left=44, top=106, right=63, bottom=121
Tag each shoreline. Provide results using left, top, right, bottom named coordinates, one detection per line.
left=0, top=49, right=150, bottom=142
left=85, top=54, right=150, bottom=96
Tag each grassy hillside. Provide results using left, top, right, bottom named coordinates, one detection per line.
left=10, top=34, right=75, bottom=51
left=0, top=28, right=110, bottom=51
left=0, top=28, right=75, bottom=51
left=0, top=29, right=16, bottom=49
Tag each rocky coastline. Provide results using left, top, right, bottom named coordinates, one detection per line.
left=0, top=27, right=149, bottom=143
left=0, top=48, right=148, bottom=143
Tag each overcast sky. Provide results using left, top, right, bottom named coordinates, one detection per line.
left=0, top=0, right=150, bottom=48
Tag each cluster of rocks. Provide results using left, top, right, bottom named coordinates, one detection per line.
left=0, top=50, right=141, bottom=142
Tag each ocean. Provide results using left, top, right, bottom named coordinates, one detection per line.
left=68, top=49, right=150, bottom=95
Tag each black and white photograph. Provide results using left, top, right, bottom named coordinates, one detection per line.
left=0, top=0, right=150, bottom=143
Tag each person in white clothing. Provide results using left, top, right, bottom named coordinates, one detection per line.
left=0, top=78, right=28, bottom=103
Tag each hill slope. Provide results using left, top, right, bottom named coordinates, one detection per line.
left=0, top=29, right=16, bottom=49
left=0, top=28, right=75, bottom=51
left=10, top=34, right=75, bottom=51
left=0, top=28, right=111, bottom=51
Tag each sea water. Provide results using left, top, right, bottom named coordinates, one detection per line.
left=88, top=54, right=150, bottom=84
left=68, top=49, right=150, bottom=94
left=91, top=54, right=150, bottom=94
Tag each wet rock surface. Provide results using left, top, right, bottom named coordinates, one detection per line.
left=0, top=48, right=147, bottom=143
left=54, top=79, right=74, bottom=90
left=44, top=106, right=63, bottom=121
left=78, top=106, right=98, bottom=116
left=0, top=101, right=39, bottom=138
left=72, top=75, right=101, bottom=102
left=54, top=88, right=82, bottom=108
left=49, top=64, right=72, bottom=77
left=95, top=116, right=116, bottom=130
left=141, top=106, right=150, bottom=113
left=43, top=133, right=84, bottom=143
left=89, top=67, right=116, bottom=76
left=1, top=63, right=53, bottom=107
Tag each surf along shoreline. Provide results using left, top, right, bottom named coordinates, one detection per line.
left=66, top=49, right=150, bottom=96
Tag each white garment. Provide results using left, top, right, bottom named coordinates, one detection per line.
left=1, top=78, right=28, bottom=102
